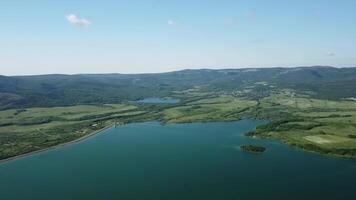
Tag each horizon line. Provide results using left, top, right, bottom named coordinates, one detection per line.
left=2, top=65, right=355, bottom=77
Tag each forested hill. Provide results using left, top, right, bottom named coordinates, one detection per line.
left=1, top=66, right=356, bottom=110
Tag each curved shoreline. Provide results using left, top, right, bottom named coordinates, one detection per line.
left=0, top=125, right=113, bottom=164
left=1, top=119, right=355, bottom=164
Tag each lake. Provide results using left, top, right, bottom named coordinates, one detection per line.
left=1, top=120, right=356, bottom=200
left=136, top=98, right=180, bottom=104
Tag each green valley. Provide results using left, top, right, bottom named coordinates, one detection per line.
left=1, top=67, right=356, bottom=160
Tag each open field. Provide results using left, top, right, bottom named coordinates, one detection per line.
left=304, top=135, right=349, bottom=144
left=0, top=104, right=142, bottom=160
left=162, top=90, right=356, bottom=158
left=246, top=93, right=356, bottom=158
left=160, top=96, right=257, bottom=123
left=1, top=85, right=356, bottom=160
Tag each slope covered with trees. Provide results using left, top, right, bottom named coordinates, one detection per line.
left=1, top=66, right=356, bottom=110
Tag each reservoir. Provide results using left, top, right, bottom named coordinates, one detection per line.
left=1, top=120, right=356, bottom=199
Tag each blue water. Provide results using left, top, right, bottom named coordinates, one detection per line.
left=136, top=98, right=180, bottom=104
left=0, top=120, right=356, bottom=200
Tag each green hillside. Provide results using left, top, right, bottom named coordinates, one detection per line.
left=1, top=66, right=356, bottom=160
left=1, top=67, right=356, bottom=110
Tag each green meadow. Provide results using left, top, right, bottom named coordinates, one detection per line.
left=1, top=88, right=356, bottom=160
left=0, top=104, right=140, bottom=160
left=246, top=93, right=356, bottom=158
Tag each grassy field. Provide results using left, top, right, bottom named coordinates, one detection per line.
left=161, top=91, right=356, bottom=158
left=246, top=93, right=356, bottom=158
left=0, top=104, right=141, bottom=160
left=1, top=89, right=356, bottom=160
left=160, top=96, right=257, bottom=123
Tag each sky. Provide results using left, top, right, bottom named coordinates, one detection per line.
left=0, top=0, right=356, bottom=75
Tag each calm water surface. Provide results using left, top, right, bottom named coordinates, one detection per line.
left=1, top=120, right=356, bottom=200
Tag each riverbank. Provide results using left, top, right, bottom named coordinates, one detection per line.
left=0, top=124, right=113, bottom=164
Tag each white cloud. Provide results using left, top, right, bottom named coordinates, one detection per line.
left=66, top=14, right=91, bottom=26
left=327, top=52, right=336, bottom=57
left=245, top=10, right=255, bottom=17
left=168, top=20, right=177, bottom=26
left=314, top=9, right=322, bottom=16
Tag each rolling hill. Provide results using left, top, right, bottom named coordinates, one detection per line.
left=1, top=66, right=356, bottom=110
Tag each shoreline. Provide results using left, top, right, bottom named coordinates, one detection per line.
left=245, top=134, right=356, bottom=160
left=1, top=119, right=355, bottom=164
left=0, top=124, right=113, bottom=164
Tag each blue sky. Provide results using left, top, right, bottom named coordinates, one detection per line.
left=1, top=0, right=355, bottom=75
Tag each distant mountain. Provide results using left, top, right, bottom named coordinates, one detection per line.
left=1, top=66, right=356, bottom=110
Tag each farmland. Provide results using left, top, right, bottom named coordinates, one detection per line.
left=1, top=67, right=356, bottom=160
left=245, top=93, right=356, bottom=158
left=0, top=104, right=142, bottom=160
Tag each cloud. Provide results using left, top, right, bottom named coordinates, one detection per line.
left=313, top=9, right=322, bottom=16
left=66, top=14, right=91, bottom=26
left=326, top=52, right=336, bottom=57
left=168, top=20, right=177, bottom=26
left=245, top=10, right=255, bottom=17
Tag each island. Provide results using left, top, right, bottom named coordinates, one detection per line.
left=240, top=145, right=266, bottom=153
